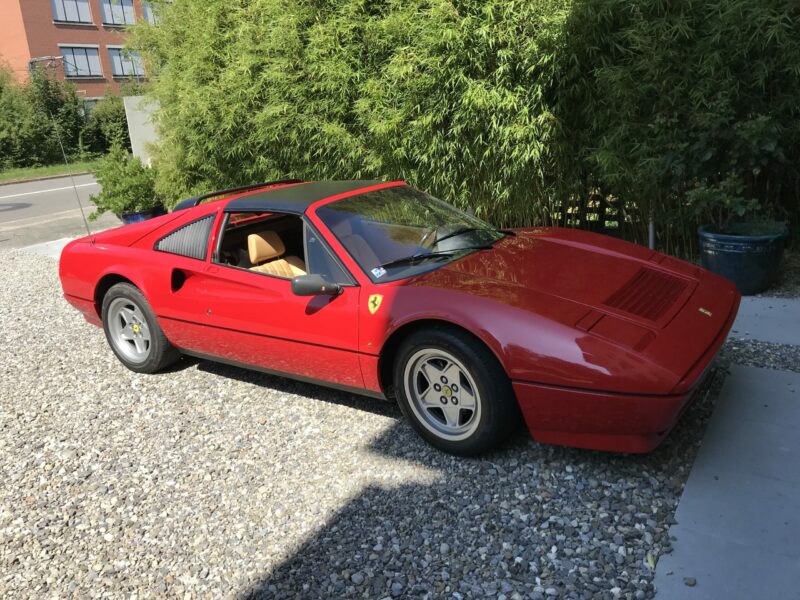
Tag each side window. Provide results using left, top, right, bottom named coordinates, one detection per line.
left=304, top=223, right=353, bottom=284
left=155, top=215, right=215, bottom=260
left=215, top=212, right=309, bottom=280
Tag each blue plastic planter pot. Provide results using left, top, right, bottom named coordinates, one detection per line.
left=118, top=205, right=167, bottom=225
left=698, top=223, right=789, bottom=295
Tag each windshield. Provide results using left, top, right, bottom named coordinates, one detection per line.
left=316, top=185, right=505, bottom=282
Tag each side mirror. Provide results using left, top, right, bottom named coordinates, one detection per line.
left=291, top=274, right=342, bottom=296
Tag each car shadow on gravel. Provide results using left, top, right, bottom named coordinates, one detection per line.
left=195, top=359, right=402, bottom=419
left=156, top=355, right=203, bottom=374
left=237, top=369, right=727, bottom=600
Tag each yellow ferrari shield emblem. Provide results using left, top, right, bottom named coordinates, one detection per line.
left=368, top=294, right=383, bottom=314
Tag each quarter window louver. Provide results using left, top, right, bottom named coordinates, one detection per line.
left=155, top=216, right=214, bottom=260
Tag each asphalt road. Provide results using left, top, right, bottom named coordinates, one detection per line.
left=0, top=174, right=120, bottom=249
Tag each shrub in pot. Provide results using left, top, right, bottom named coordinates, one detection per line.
left=690, top=178, right=789, bottom=295
left=90, top=143, right=166, bottom=225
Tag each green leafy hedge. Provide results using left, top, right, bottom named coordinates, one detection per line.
left=0, top=66, right=131, bottom=170
left=89, top=143, right=161, bottom=219
left=0, top=68, right=83, bottom=168
left=556, top=0, right=800, bottom=254
left=132, top=0, right=800, bottom=253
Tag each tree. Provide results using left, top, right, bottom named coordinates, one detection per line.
left=130, top=0, right=800, bottom=251
left=129, top=0, right=572, bottom=225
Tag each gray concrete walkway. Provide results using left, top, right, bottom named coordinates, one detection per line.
left=21, top=237, right=78, bottom=260
left=656, top=278, right=800, bottom=598
left=10, top=208, right=799, bottom=597
left=731, top=296, right=800, bottom=346
left=655, top=290, right=800, bottom=600
left=655, top=365, right=800, bottom=598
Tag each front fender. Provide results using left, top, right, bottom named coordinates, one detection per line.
left=364, top=282, right=677, bottom=396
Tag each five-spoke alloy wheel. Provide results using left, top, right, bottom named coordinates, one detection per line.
left=102, top=283, right=180, bottom=374
left=106, top=297, right=152, bottom=364
left=404, top=349, right=482, bottom=441
left=394, top=325, right=520, bottom=455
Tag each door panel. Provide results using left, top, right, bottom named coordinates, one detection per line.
left=149, top=255, right=215, bottom=349
left=164, top=264, right=363, bottom=388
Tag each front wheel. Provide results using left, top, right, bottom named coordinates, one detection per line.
left=393, top=326, right=519, bottom=456
left=102, top=282, right=180, bottom=374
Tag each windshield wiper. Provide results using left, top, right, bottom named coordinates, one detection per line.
left=433, top=227, right=489, bottom=245
left=378, top=246, right=492, bottom=271
left=433, top=226, right=509, bottom=246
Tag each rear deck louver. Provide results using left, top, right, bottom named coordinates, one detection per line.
left=155, top=215, right=215, bottom=261
left=603, top=268, right=688, bottom=321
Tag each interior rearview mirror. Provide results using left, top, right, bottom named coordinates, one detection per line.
left=291, top=274, right=342, bottom=296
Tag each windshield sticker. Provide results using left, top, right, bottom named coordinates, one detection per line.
left=371, top=267, right=387, bottom=279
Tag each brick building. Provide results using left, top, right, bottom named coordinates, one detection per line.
left=0, top=0, right=152, bottom=103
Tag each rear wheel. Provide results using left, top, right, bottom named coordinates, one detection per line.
left=102, top=283, right=180, bottom=373
left=393, top=326, right=519, bottom=456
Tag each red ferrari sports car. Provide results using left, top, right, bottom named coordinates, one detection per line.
left=60, top=180, right=740, bottom=455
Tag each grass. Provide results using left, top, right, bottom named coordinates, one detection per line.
left=0, top=158, right=103, bottom=184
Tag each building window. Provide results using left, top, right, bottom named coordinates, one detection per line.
left=142, top=1, right=157, bottom=24
left=81, top=98, right=101, bottom=116
left=60, top=46, right=103, bottom=78
left=101, top=0, right=135, bottom=26
left=51, top=0, right=92, bottom=23
left=108, top=48, right=145, bottom=78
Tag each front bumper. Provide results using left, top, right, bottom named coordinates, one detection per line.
left=513, top=373, right=713, bottom=453
left=512, top=272, right=739, bottom=454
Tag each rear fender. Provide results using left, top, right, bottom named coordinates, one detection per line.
left=60, top=242, right=158, bottom=309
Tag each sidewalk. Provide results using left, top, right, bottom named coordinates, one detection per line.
left=654, top=298, right=800, bottom=599
left=21, top=237, right=78, bottom=259
left=730, top=296, right=800, bottom=346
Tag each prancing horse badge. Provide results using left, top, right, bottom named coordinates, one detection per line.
left=368, top=294, right=383, bottom=314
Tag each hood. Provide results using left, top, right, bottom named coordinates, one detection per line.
left=432, top=227, right=701, bottom=328
left=405, top=228, right=736, bottom=394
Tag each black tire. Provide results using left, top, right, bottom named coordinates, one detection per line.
left=393, top=325, right=519, bottom=456
left=101, top=282, right=180, bottom=374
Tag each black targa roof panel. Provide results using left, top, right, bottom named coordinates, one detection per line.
left=172, top=179, right=302, bottom=212
left=225, top=180, right=385, bottom=214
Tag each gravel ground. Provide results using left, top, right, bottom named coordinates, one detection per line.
left=718, top=339, right=800, bottom=374
left=0, top=249, right=776, bottom=600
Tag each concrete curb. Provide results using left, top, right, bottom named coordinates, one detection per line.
left=0, top=171, right=92, bottom=187
left=19, top=237, right=76, bottom=260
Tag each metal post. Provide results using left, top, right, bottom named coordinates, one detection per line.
left=648, top=205, right=656, bottom=250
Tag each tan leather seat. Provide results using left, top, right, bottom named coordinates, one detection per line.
left=247, top=231, right=306, bottom=278
left=335, top=219, right=380, bottom=270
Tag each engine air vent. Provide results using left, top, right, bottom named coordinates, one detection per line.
left=604, top=268, right=688, bottom=321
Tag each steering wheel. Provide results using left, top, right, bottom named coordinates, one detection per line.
left=219, top=250, right=239, bottom=266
